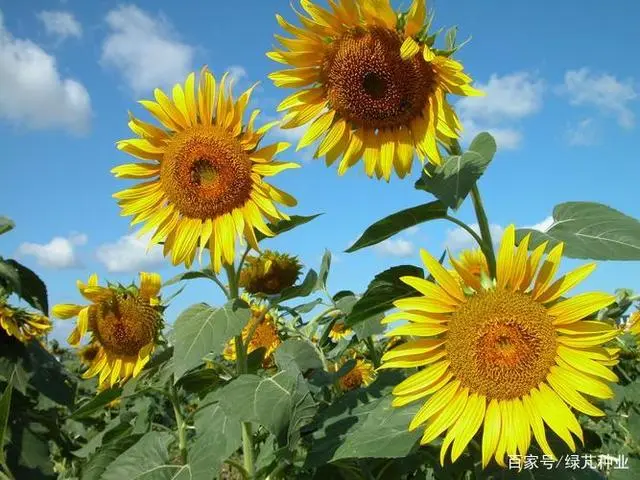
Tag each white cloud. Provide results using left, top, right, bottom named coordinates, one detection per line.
left=457, top=72, right=544, bottom=150
left=566, top=118, right=600, bottom=146
left=374, top=238, right=415, bottom=257
left=462, top=118, right=523, bottom=150
left=0, top=11, right=91, bottom=133
left=405, top=226, right=419, bottom=236
left=526, top=216, right=554, bottom=232
left=96, top=232, right=165, bottom=273
left=444, top=223, right=505, bottom=252
left=37, top=11, right=82, bottom=40
left=227, top=65, right=248, bottom=86
left=101, top=5, right=195, bottom=94
left=561, top=68, right=637, bottom=129
left=17, top=233, right=87, bottom=269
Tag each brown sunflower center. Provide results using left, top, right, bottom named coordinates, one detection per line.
left=90, top=293, right=158, bottom=357
left=446, top=289, right=557, bottom=400
left=340, top=366, right=364, bottom=391
left=161, top=125, right=253, bottom=219
left=321, top=26, right=436, bottom=130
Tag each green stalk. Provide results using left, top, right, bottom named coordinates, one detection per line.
left=224, top=263, right=255, bottom=478
left=169, top=384, right=188, bottom=464
left=449, top=140, right=497, bottom=278
left=365, top=337, right=380, bottom=368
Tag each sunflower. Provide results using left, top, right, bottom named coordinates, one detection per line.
left=628, top=310, right=640, bottom=337
left=112, top=67, right=299, bottom=272
left=329, top=320, right=352, bottom=341
left=448, top=248, right=488, bottom=288
left=335, top=355, right=376, bottom=391
left=239, top=250, right=302, bottom=294
left=268, top=0, right=482, bottom=181
left=223, top=298, right=281, bottom=363
left=0, top=300, right=51, bottom=343
left=380, top=225, right=619, bottom=467
left=53, top=273, right=163, bottom=388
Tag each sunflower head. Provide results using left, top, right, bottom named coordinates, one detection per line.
left=239, top=250, right=302, bottom=295
left=53, top=272, right=163, bottom=388
left=223, top=299, right=281, bottom=364
left=381, top=225, right=620, bottom=467
left=268, top=0, right=482, bottom=181
left=336, top=356, right=376, bottom=391
left=328, top=320, right=352, bottom=342
left=112, top=67, right=299, bottom=273
left=0, top=299, right=51, bottom=343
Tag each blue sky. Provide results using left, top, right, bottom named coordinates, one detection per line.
left=0, top=0, right=639, bottom=343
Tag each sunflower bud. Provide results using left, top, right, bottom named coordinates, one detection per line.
left=239, top=250, right=302, bottom=295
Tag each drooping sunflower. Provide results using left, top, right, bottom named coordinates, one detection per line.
left=380, top=225, right=619, bottom=466
left=239, top=250, right=303, bottom=294
left=268, top=0, right=482, bottom=181
left=53, top=273, right=163, bottom=388
left=334, top=355, right=376, bottom=391
left=223, top=297, right=281, bottom=363
left=329, top=320, right=352, bottom=341
left=112, top=67, right=299, bottom=272
left=0, top=299, right=51, bottom=343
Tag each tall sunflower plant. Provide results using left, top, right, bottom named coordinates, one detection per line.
left=3, top=1, right=640, bottom=480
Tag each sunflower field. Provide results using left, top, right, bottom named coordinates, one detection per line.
left=2, top=1, right=640, bottom=479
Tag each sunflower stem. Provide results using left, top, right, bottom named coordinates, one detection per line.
left=169, top=384, right=188, bottom=464
left=224, top=262, right=256, bottom=478
left=448, top=140, right=497, bottom=278
left=365, top=337, right=380, bottom=368
left=469, top=185, right=497, bottom=278
left=443, top=215, right=485, bottom=252
left=319, top=316, right=339, bottom=347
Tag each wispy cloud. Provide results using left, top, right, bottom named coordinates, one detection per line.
left=0, top=11, right=91, bottom=133
left=457, top=72, right=545, bottom=150
left=37, top=11, right=82, bottom=40
left=444, top=223, right=505, bottom=252
left=560, top=68, right=637, bottom=129
left=101, top=5, right=195, bottom=95
left=96, top=232, right=165, bottom=273
left=565, top=118, right=600, bottom=147
left=17, top=233, right=87, bottom=269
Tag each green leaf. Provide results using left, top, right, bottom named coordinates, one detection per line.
left=345, top=265, right=424, bottom=327
left=278, top=269, right=319, bottom=302
left=346, top=201, right=448, bottom=252
left=24, top=341, right=74, bottom=406
left=274, top=339, right=324, bottom=373
left=73, top=420, right=132, bottom=459
left=0, top=260, right=48, bottom=313
left=189, top=396, right=242, bottom=480
left=352, top=313, right=385, bottom=339
left=81, top=434, right=143, bottom=480
left=0, top=217, right=14, bottom=236
left=333, top=290, right=355, bottom=302
left=305, top=372, right=419, bottom=467
left=415, top=133, right=496, bottom=210
left=0, top=384, right=12, bottom=465
left=101, top=432, right=180, bottom=480
left=0, top=260, right=20, bottom=294
left=256, top=214, right=323, bottom=242
left=609, top=458, right=640, bottom=480
left=71, top=387, right=123, bottom=419
left=316, top=250, right=331, bottom=290
left=175, top=368, right=220, bottom=397
left=163, top=269, right=217, bottom=287
left=292, top=298, right=323, bottom=314
left=217, top=367, right=317, bottom=449
left=172, top=299, right=251, bottom=380
left=515, top=202, right=640, bottom=260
